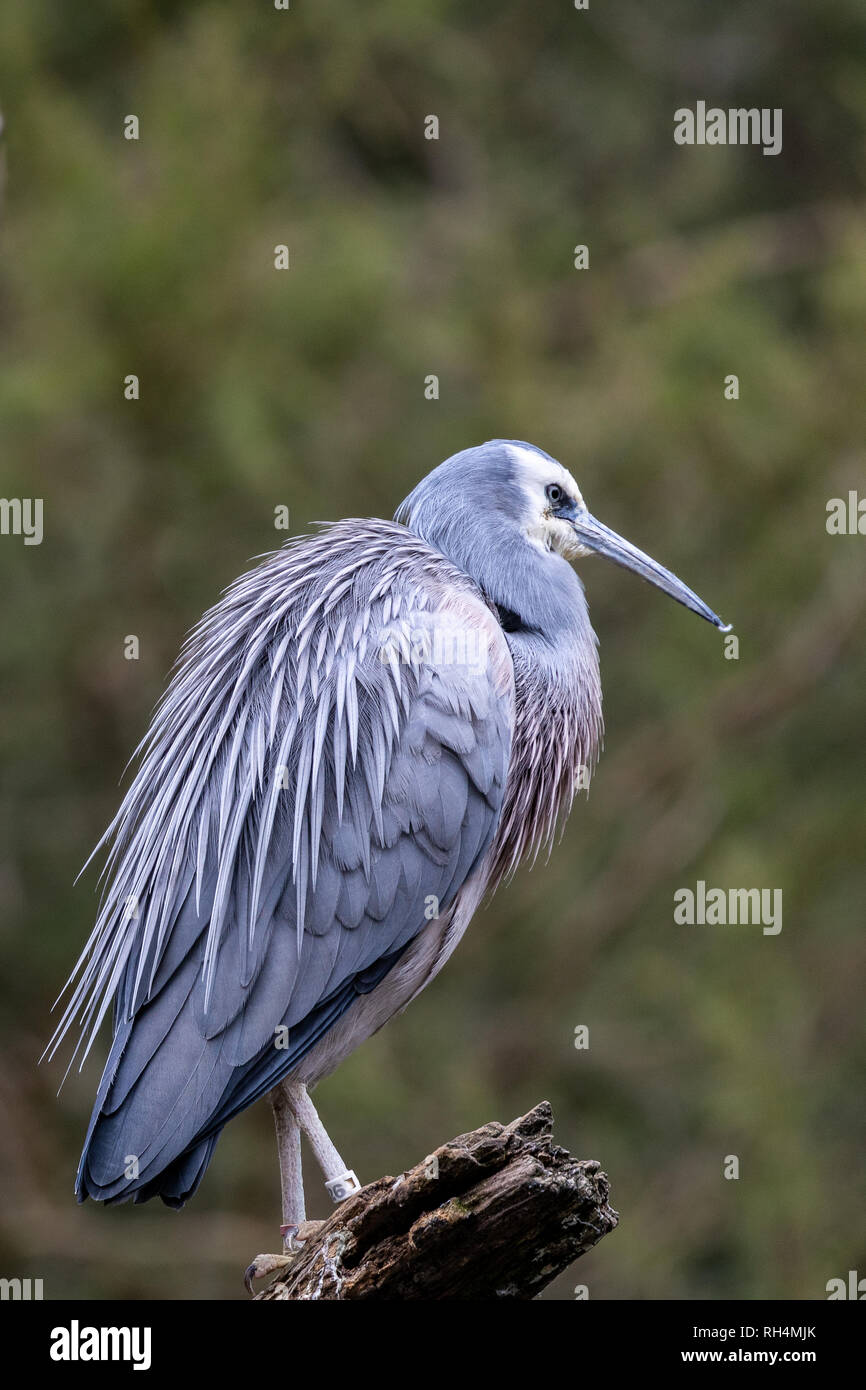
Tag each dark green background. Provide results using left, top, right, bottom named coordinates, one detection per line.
left=1, top=0, right=864, bottom=1300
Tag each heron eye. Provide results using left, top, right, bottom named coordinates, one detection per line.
left=546, top=483, right=565, bottom=507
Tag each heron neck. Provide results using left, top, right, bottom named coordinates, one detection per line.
left=414, top=515, right=589, bottom=643
left=442, top=539, right=604, bottom=886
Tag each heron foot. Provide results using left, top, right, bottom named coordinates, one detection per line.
left=243, top=1219, right=325, bottom=1294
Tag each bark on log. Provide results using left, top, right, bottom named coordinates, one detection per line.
left=255, top=1101, right=617, bottom=1300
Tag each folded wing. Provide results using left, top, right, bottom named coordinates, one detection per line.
left=53, top=521, right=513, bottom=1205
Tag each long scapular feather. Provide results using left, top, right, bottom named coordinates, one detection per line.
left=46, top=517, right=514, bottom=1081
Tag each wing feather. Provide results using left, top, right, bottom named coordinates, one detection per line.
left=60, top=521, right=514, bottom=1205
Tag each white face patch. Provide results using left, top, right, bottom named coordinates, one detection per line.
left=508, top=444, right=586, bottom=559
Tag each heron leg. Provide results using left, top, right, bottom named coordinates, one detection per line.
left=243, top=1084, right=322, bottom=1294
left=282, top=1080, right=362, bottom=1202
left=270, top=1084, right=306, bottom=1231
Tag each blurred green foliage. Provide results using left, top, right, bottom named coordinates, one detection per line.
left=0, top=0, right=864, bottom=1300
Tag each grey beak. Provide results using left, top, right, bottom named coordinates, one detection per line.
left=571, top=512, right=731, bottom=632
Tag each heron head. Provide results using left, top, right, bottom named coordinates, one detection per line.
left=503, top=440, right=730, bottom=630
left=397, top=439, right=729, bottom=632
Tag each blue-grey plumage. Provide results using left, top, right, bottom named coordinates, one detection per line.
left=50, top=439, right=727, bottom=1217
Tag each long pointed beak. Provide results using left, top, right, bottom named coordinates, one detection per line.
left=570, top=511, right=731, bottom=631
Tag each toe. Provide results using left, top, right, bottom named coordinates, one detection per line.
left=244, top=1252, right=294, bottom=1295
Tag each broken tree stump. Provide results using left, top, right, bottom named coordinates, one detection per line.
left=254, top=1101, right=617, bottom=1300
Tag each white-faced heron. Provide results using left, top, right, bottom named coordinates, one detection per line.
left=49, top=440, right=728, bottom=1286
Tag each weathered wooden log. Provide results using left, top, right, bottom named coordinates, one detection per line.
left=255, top=1101, right=617, bottom=1300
